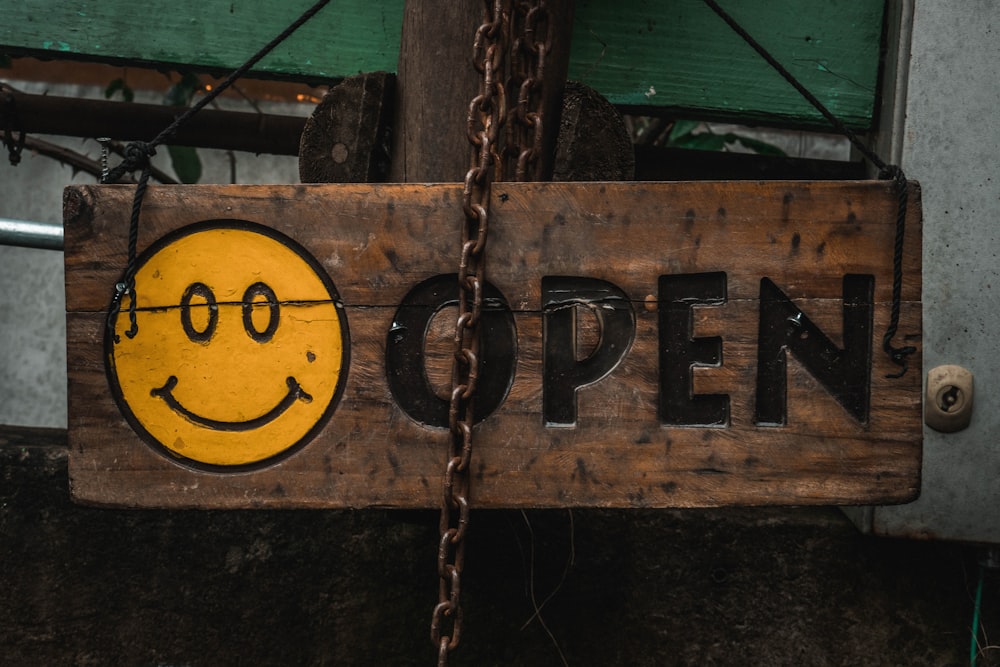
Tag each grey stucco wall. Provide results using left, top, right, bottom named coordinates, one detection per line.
left=858, top=0, right=1000, bottom=543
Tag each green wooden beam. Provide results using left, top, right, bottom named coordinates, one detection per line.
left=1, top=0, right=884, bottom=129
left=1, top=0, right=403, bottom=79
left=569, top=0, right=884, bottom=129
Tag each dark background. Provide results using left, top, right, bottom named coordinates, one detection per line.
left=2, top=426, right=993, bottom=666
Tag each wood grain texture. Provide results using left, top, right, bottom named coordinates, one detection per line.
left=3, top=0, right=882, bottom=128
left=64, top=182, right=922, bottom=509
left=387, top=1, right=479, bottom=182
left=389, top=1, right=572, bottom=182
left=299, top=72, right=394, bottom=183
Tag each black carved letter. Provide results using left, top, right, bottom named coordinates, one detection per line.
left=658, top=272, right=729, bottom=427
left=754, top=275, right=874, bottom=426
left=386, top=274, right=516, bottom=428
left=543, top=277, right=635, bottom=426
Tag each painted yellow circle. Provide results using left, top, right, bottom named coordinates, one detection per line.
left=107, top=222, right=348, bottom=469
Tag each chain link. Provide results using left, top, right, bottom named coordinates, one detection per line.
left=430, top=2, right=509, bottom=664
left=432, top=2, right=547, bottom=663
left=506, top=1, right=551, bottom=182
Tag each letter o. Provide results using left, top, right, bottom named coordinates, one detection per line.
left=385, top=274, right=516, bottom=427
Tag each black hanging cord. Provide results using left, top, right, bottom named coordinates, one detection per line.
left=880, top=165, right=916, bottom=378
left=105, top=0, right=331, bottom=341
left=1, top=84, right=26, bottom=166
left=701, top=0, right=916, bottom=377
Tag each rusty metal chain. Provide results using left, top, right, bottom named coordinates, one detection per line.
left=506, top=1, right=551, bottom=182
left=430, top=2, right=510, bottom=664
left=431, top=2, right=547, bottom=663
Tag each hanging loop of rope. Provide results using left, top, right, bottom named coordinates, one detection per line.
left=1, top=84, right=26, bottom=166
left=879, top=165, right=917, bottom=378
left=103, top=0, right=331, bottom=342
left=701, top=0, right=916, bottom=377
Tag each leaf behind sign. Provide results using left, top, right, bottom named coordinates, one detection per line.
left=167, top=145, right=202, bottom=184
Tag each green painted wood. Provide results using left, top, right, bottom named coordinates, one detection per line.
left=1, top=0, right=884, bottom=128
left=568, top=0, right=885, bottom=128
left=1, top=0, right=404, bottom=79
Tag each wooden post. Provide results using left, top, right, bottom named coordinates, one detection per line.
left=389, top=0, right=574, bottom=183
left=534, top=1, right=575, bottom=181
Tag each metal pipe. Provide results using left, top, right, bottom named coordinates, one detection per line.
left=1, top=88, right=306, bottom=156
left=0, top=218, right=64, bottom=251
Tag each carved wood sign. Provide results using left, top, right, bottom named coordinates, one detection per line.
left=64, top=182, right=922, bottom=509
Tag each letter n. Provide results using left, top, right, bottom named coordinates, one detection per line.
left=754, top=275, right=874, bottom=426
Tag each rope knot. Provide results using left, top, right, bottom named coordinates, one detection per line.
left=883, top=331, right=917, bottom=379
left=879, top=165, right=907, bottom=192
left=123, top=141, right=156, bottom=172
left=878, top=165, right=899, bottom=180
left=887, top=343, right=917, bottom=363
left=103, top=141, right=158, bottom=184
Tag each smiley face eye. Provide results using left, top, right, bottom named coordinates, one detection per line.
left=181, top=282, right=218, bottom=343
left=242, top=282, right=279, bottom=343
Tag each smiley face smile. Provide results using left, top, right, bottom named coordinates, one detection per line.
left=152, top=375, right=313, bottom=432
left=105, top=221, right=349, bottom=470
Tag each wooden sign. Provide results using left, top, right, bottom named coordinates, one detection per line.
left=64, top=182, right=922, bottom=509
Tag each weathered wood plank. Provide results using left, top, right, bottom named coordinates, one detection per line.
left=64, top=182, right=921, bottom=509
left=63, top=182, right=922, bottom=311
left=3, top=0, right=883, bottom=128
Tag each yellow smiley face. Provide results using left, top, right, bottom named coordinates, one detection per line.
left=106, top=221, right=348, bottom=470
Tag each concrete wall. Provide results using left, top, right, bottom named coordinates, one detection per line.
left=845, top=0, right=1000, bottom=544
